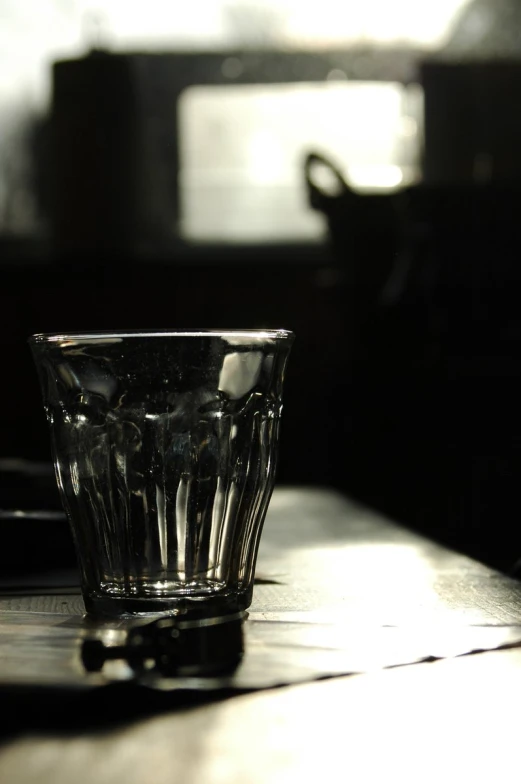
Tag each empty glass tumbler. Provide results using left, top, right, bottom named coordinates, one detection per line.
left=29, top=329, right=294, bottom=617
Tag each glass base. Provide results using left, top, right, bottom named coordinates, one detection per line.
left=83, top=585, right=253, bottom=620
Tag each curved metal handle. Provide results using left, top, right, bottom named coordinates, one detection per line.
left=304, top=152, right=350, bottom=212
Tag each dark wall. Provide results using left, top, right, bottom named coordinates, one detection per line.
left=1, top=207, right=521, bottom=578
left=0, top=243, right=344, bottom=487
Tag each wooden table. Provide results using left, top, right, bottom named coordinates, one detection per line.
left=1, top=486, right=521, bottom=782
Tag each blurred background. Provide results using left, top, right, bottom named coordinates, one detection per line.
left=1, top=0, right=521, bottom=575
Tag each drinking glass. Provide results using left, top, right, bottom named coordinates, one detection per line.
left=29, top=329, right=294, bottom=618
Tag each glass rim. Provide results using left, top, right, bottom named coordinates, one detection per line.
left=28, top=328, right=295, bottom=344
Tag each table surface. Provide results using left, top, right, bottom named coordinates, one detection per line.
left=1, top=486, right=521, bottom=782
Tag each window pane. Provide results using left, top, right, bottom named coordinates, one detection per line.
left=180, top=81, right=422, bottom=242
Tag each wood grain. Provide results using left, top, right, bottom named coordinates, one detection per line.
left=2, top=488, right=521, bottom=692
left=2, top=487, right=521, bottom=783
left=1, top=647, right=521, bottom=784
